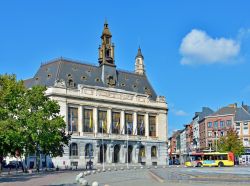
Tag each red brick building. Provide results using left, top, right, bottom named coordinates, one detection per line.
left=199, top=104, right=236, bottom=150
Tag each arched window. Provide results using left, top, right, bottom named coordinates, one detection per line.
left=85, top=143, right=93, bottom=157
left=69, top=143, right=78, bottom=157
left=151, top=146, right=157, bottom=157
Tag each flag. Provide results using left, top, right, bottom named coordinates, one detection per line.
left=115, top=121, right=119, bottom=129
left=139, top=121, right=144, bottom=135
left=89, top=114, right=92, bottom=128
left=127, top=122, right=132, bottom=134
left=109, top=122, right=113, bottom=134
left=134, top=125, right=137, bottom=135
left=102, top=120, right=107, bottom=132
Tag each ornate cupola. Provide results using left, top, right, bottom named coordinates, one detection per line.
left=135, top=47, right=145, bottom=75
left=98, top=21, right=115, bottom=67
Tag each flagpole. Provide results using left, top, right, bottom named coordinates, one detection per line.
left=127, top=122, right=129, bottom=169
left=102, top=120, right=105, bottom=170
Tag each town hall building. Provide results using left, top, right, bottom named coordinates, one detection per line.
left=25, top=22, right=168, bottom=168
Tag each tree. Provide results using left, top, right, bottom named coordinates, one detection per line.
left=0, top=74, right=71, bottom=172
left=0, top=74, right=26, bottom=172
left=23, top=86, right=70, bottom=169
left=218, top=128, right=245, bottom=157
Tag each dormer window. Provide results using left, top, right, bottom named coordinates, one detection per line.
left=81, top=76, right=87, bottom=81
left=68, top=79, right=75, bottom=87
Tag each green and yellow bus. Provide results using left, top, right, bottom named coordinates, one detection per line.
left=185, top=152, right=234, bottom=167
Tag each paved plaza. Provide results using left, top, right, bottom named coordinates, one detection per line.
left=1, top=166, right=250, bottom=186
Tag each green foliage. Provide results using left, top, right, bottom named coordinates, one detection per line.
left=218, top=128, right=245, bottom=156
left=0, top=74, right=70, bottom=162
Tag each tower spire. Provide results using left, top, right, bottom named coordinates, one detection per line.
left=98, top=20, right=115, bottom=66
left=135, top=46, right=145, bottom=75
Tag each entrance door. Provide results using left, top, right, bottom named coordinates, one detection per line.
left=128, top=145, right=133, bottom=163
left=113, top=144, right=120, bottom=163
left=100, top=144, right=107, bottom=163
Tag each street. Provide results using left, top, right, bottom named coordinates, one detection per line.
left=1, top=166, right=250, bottom=186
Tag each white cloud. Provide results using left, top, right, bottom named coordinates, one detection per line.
left=173, top=109, right=188, bottom=116
left=180, top=29, right=240, bottom=65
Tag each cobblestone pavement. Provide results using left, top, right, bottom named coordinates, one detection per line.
left=1, top=166, right=250, bottom=186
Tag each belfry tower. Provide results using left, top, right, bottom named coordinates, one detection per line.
left=135, top=47, right=145, bottom=75
left=98, top=21, right=115, bottom=66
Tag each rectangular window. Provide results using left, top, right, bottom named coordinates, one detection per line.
left=149, top=116, right=156, bottom=137
left=137, top=115, right=145, bottom=136
left=220, top=131, right=224, bottom=136
left=83, top=109, right=93, bottom=132
left=112, top=112, right=120, bottom=134
left=236, top=122, right=241, bottom=127
left=68, top=107, right=78, bottom=132
left=226, top=120, right=232, bottom=127
left=208, top=131, right=212, bottom=137
left=220, top=121, right=225, bottom=128
left=98, top=110, right=107, bottom=133
left=214, top=121, right=218, bottom=129
left=207, top=122, right=212, bottom=128
left=125, top=113, right=133, bottom=135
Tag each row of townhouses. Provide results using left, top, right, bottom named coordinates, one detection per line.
left=168, top=103, right=250, bottom=165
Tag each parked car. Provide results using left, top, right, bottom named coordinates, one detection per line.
left=4, top=161, right=23, bottom=169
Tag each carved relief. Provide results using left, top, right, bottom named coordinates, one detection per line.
left=54, top=79, right=66, bottom=88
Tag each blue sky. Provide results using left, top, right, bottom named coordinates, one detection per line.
left=1, top=0, right=250, bottom=135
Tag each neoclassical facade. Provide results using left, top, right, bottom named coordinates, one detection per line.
left=25, top=22, right=168, bottom=168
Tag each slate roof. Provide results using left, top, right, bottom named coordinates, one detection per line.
left=211, top=106, right=237, bottom=116
left=24, top=58, right=157, bottom=100
left=193, top=107, right=214, bottom=121
left=235, top=107, right=250, bottom=121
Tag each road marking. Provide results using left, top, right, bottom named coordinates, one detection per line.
left=148, top=170, right=164, bottom=183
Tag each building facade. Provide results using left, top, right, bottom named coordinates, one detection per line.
left=199, top=104, right=235, bottom=150
left=25, top=22, right=168, bottom=168
left=235, top=105, right=250, bottom=164
left=192, top=107, right=214, bottom=151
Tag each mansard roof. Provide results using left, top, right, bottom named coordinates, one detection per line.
left=24, top=57, right=157, bottom=100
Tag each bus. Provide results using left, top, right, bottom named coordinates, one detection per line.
left=185, top=152, right=234, bottom=167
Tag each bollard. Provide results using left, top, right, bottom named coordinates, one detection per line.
left=84, top=171, right=88, bottom=176
left=108, top=168, right=111, bottom=171
left=92, top=170, right=96, bottom=174
left=114, top=167, right=117, bottom=171
left=92, top=181, right=99, bottom=186
left=76, top=172, right=84, bottom=182
left=79, top=178, right=88, bottom=186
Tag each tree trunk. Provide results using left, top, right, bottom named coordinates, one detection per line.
left=0, top=156, right=4, bottom=174
left=45, top=154, right=47, bottom=171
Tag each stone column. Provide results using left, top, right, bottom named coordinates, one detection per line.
left=107, top=144, right=113, bottom=164
left=120, top=145, right=126, bottom=163
left=146, top=143, right=151, bottom=165
left=107, top=108, right=112, bottom=134
left=156, top=114, right=159, bottom=138
left=145, top=113, right=149, bottom=137
left=134, top=145, right=139, bottom=164
left=133, top=112, right=137, bottom=135
left=120, top=110, right=125, bottom=134
left=94, top=141, right=100, bottom=165
left=78, top=106, right=83, bottom=134
left=93, top=107, right=98, bottom=134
